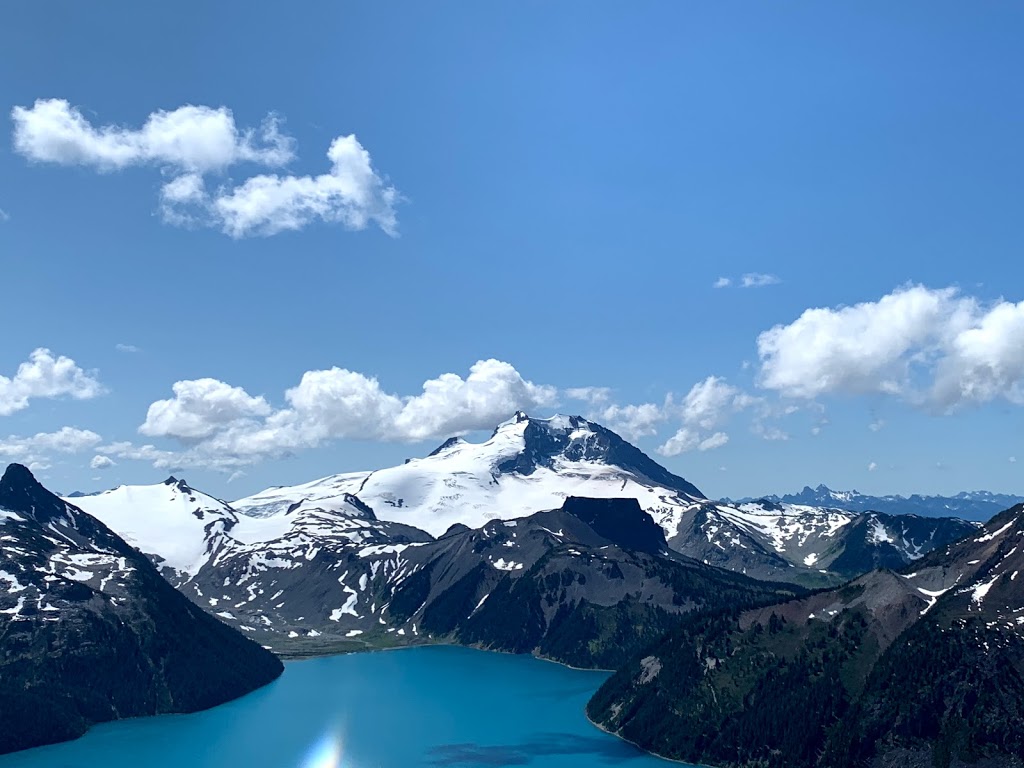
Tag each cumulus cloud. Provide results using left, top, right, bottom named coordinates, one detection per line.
left=12, top=98, right=294, bottom=172
left=0, top=427, right=102, bottom=467
left=0, top=348, right=104, bottom=416
left=128, top=359, right=555, bottom=472
left=869, top=419, right=885, bottom=432
left=12, top=99, right=398, bottom=239
left=194, top=135, right=399, bottom=238
left=713, top=277, right=731, bottom=288
left=758, top=285, right=1024, bottom=410
left=140, top=378, right=272, bottom=440
left=868, top=461, right=878, bottom=471
left=115, top=343, right=140, bottom=353
left=657, top=427, right=729, bottom=456
left=595, top=401, right=668, bottom=441
left=90, top=454, right=116, bottom=470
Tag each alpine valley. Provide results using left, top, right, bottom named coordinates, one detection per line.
left=4, top=411, right=1020, bottom=765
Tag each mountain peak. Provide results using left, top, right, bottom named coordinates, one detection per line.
left=163, top=476, right=197, bottom=494
left=0, top=462, right=79, bottom=527
left=490, top=414, right=704, bottom=499
left=0, top=462, right=39, bottom=492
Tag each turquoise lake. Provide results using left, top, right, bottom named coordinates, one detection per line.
left=0, top=646, right=682, bottom=767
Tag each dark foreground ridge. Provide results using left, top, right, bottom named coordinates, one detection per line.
left=0, top=464, right=283, bottom=755
left=588, top=503, right=1024, bottom=768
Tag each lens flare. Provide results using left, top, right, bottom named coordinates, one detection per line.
left=300, top=730, right=343, bottom=768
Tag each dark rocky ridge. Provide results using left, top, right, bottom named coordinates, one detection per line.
left=0, top=464, right=283, bottom=755
left=588, top=503, right=1024, bottom=768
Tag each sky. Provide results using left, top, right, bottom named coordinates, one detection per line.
left=0, top=1, right=1021, bottom=501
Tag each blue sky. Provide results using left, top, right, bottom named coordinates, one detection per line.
left=0, top=1, right=1021, bottom=500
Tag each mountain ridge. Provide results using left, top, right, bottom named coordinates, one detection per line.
left=0, top=464, right=283, bottom=755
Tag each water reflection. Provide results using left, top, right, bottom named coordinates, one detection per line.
left=300, top=729, right=343, bottom=768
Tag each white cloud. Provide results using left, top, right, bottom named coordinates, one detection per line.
left=0, top=427, right=103, bottom=467
left=932, top=298, right=1024, bottom=408
left=90, top=454, right=116, bottom=470
left=657, top=427, right=729, bottom=456
left=869, top=419, right=885, bottom=432
left=565, top=387, right=612, bottom=405
left=140, top=378, right=272, bottom=440
left=868, top=461, right=878, bottom=471
left=115, top=343, right=140, bottom=353
left=698, top=432, right=729, bottom=451
left=197, top=135, right=399, bottom=238
left=0, top=348, right=103, bottom=416
left=129, top=360, right=555, bottom=472
left=0, top=209, right=9, bottom=221
left=1011, top=456, right=1017, bottom=463
left=740, top=273, right=781, bottom=288
left=595, top=401, right=668, bottom=441
left=681, top=376, right=741, bottom=429
left=13, top=99, right=398, bottom=239
left=756, top=285, right=1024, bottom=409
left=100, top=441, right=187, bottom=471
left=12, top=98, right=294, bottom=172
left=713, top=277, right=731, bottom=288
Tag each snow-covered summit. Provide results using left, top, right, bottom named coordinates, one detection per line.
left=62, top=476, right=239, bottom=578
left=233, top=412, right=706, bottom=537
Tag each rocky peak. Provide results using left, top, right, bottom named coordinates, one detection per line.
left=492, top=414, right=704, bottom=499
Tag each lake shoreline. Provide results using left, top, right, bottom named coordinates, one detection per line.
left=0, top=644, right=676, bottom=768
left=283, top=641, right=685, bottom=766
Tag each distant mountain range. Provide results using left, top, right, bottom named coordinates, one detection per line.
left=726, top=484, right=1024, bottom=522
left=0, top=465, right=282, bottom=755
left=589, top=501, right=1024, bottom=767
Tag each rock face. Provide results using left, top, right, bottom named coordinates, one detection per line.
left=185, top=495, right=798, bottom=668
left=587, top=504, right=1024, bottom=768
left=0, top=464, right=283, bottom=755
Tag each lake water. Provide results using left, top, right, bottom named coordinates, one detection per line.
left=0, top=646, right=682, bottom=768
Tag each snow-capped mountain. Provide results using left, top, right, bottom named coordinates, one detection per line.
left=232, top=412, right=706, bottom=537
left=674, top=500, right=979, bottom=584
left=729, top=484, right=1024, bottom=521
left=0, top=464, right=281, bottom=755
left=62, top=476, right=239, bottom=580
left=229, top=414, right=973, bottom=587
